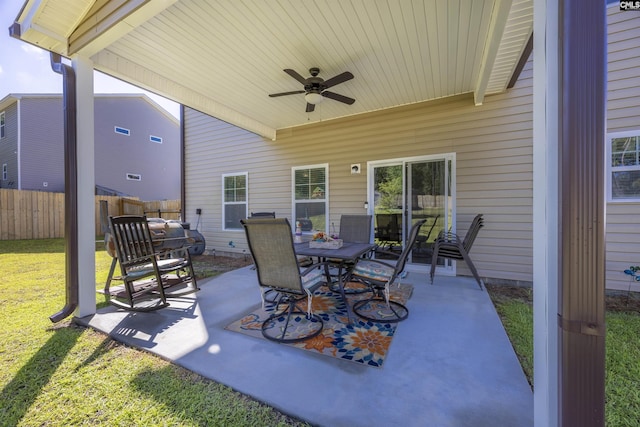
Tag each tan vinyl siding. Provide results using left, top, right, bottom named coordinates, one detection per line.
left=605, top=7, right=640, bottom=292
left=186, top=106, right=324, bottom=253
left=606, top=202, right=640, bottom=292
left=185, top=58, right=534, bottom=282
left=185, top=8, right=640, bottom=288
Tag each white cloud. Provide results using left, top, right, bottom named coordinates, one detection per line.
left=15, top=70, right=37, bottom=87
left=21, top=43, right=47, bottom=59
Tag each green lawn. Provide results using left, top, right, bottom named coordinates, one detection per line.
left=3, top=238, right=639, bottom=425
left=0, top=239, right=307, bottom=427
left=488, top=286, right=640, bottom=427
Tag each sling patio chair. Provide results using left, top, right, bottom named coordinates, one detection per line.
left=247, top=211, right=303, bottom=301
left=106, top=215, right=199, bottom=311
left=374, top=213, right=403, bottom=252
left=337, top=214, right=373, bottom=243
left=430, top=213, right=484, bottom=290
left=249, top=211, right=276, bottom=218
left=248, top=212, right=276, bottom=264
left=241, top=217, right=331, bottom=343
left=345, top=219, right=426, bottom=323
left=326, top=214, right=373, bottom=292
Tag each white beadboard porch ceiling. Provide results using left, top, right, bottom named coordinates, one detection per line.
left=11, top=0, right=533, bottom=140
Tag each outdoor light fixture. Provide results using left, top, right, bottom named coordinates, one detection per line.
left=304, top=91, right=323, bottom=104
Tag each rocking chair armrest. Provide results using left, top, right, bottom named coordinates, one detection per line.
left=122, top=252, right=185, bottom=270
left=120, top=253, right=158, bottom=267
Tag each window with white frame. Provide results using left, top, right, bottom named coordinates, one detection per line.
left=223, top=172, right=248, bottom=230
left=608, top=131, right=640, bottom=201
left=292, top=164, right=328, bottom=233
left=0, top=112, right=5, bottom=139
left=150, top=135, right=162, bottom=144
left=2, top=164, right=7, bottom=180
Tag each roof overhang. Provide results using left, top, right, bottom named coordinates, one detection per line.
left=9, top=0, right=533, bottom=140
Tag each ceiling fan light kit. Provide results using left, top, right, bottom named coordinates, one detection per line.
left=304, top=91, right=324, bottom=104
left=269, top=67, right=355, bottom=112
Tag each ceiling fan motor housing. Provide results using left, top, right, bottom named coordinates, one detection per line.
left=268, top=67, right=355, bottom=110
left=305, top=68, right=326, bottom=93
left=305, top=79, right=325, bottom=93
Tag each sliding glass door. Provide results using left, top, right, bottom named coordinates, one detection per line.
left=368, top=154, right=455, bottom=270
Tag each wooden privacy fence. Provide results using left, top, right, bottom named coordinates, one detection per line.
left=0, top=189, right=180, bottom=240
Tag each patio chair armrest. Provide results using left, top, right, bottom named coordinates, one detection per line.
left=354, top=258, right=397, bottom=271
left=373, top=247, right=400, bottom=259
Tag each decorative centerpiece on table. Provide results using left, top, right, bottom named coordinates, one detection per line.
left=309, top=231, right=343, bottom=249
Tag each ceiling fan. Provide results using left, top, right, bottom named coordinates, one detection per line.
left=268, top=67, right=355, bottom=112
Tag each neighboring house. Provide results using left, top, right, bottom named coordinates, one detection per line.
left=183, top=6, right=640, bottom=293
left=0, top=93, right=180, bottom=200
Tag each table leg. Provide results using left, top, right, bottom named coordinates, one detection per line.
left=337, top=262, right=353, bottom=324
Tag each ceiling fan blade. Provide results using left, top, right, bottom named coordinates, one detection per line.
left=322, top=71, right=354, bottom=89
left=283, top=69, right=308, bottom=85
left=322, top=91, right=355, bottom=105
left=269, top=90, right=305, bottom=97
left=306, top=103, right=315, bottom=113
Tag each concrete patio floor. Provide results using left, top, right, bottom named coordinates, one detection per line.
left=77, top=266, right=533, bottom=427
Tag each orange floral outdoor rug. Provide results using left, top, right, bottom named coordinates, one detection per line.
left=224, top=282, right=413, bottom=368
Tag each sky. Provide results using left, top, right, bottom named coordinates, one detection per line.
left=0, top=0, right=180, bottom=119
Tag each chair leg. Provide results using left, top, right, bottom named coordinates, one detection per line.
left=429, top=245, right=440, bottom=284
left=352, top=286, right=409, bottom=323
left=105, top=257, right=118, bottom=291
left=326, top=262, right=368, bottom=294
left=261, top=288, right=280, bottom=309
left=107, top=294, right=170, bottom=312
left=353, top=298, right=409, bottom=323
left=261, top=297, right=323, bottom=343
left=459, top=248, right=483, bottom=290
left=107, top=274, right=170, bottom=312
left=160, top=255, right=200, bottom=298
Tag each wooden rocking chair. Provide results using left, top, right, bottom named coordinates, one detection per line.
left=106, top=215, right=199, bottom=311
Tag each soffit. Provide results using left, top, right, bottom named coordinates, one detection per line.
left=11, top=0, right=533, bottom=140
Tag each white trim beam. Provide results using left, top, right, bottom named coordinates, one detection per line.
left=69, top=0, right=178, bottom=57
left=93, top=52, right=277, bottom=140
left=533, top=0, right=560, bottom=425
left=474, top=0, right=513, bottom=106
left=73, top=54, right=96, bottom=318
